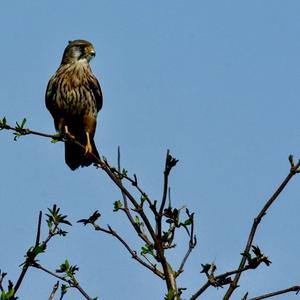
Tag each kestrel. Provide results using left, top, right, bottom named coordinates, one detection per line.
left=46, top=40, right=103, bottom=170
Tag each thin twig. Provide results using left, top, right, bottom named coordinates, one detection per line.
left=35, top=211, right=42, bottom=246
left=48, top=281, right=59, bottom=300
left=190, top=265, right=251, bottom=299
left=176, top=213, right=197, bottom=277
left=97, top=148, right=175, bottom=290
left=117, top=147, right=153, bottom=246
left=0, top=271, right=6, bottom=292
left=190, top=281, right=210, bottom=299
left=94, top=224, right=164, bottom=278
left=114, top=147, right=157, bottom=216
left=247, top=285, right=300, bottom=300
left=158, top=149, right=171, bottom=239
left=2, top=124, right=57, bottom=139
left=223, top=159, right=300, bottom=300
left=34, top=264, right=93, bottom=300
left=14, top=211, right=43, bottom=295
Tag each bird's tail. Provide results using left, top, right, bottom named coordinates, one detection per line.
left=64, top=137, right=99, bottom=171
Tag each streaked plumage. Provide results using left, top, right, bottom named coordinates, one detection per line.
left=46, top=40, right=103, bottom=170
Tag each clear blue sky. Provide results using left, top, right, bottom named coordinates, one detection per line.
left=1, top=1, right=300, bottom=299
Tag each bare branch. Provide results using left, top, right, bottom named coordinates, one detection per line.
left=93, top=223, right=164, bottom=278
left=14, top=211, right=43, bottom=294
left=116, top=147, right=153, bottom=246
left=223, top=157, right=300, bottom=299
left=247, top=285, right=300, bottom=300
left=176, top=212, right=197, bottom=277
left=35, top=211, right=42, bottom=246
left=157, top=150, right=171, bottom=240
left=0, top=270, right=6, bottom=292
left=48, top=281, right=59, bottom=300
left=191, top=260, right=274, bottom=300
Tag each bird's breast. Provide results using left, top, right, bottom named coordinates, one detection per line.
left=52, top=64, right=97, bottom=118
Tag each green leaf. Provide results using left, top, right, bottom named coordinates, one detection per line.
left=51, top=133, right=61, bottom=143
left=46, top=205, right=72, bottom=226
left=20, top=118, right=27, bottom=128
left=0, top=291, right=8, bottom=300
left=0, top=117, right=7, bottom=130
left=113, top=200, right=123, bottom=212
left=135, top=215, right=141, bottom=225
left=184, top=218, right=193, bottom=226
left=140, top=244, right=155, bottom=257
left=140, top=194, right=148, bottom=204
left=13, top=132, right=22, bottom=141
left=57, top=260, right=70, bottom=273
left=61, top=284, right=68, bottom=295
left=5, top=288, right=14, bottom=298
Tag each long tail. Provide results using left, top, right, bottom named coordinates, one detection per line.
left=64, top=137, right=99, bottom=171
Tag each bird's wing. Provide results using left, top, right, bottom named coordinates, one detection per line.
left=89, top=75, right=103, bottom=112
left=45, top=75, right=58, bottom=117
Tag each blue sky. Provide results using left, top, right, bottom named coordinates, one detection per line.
left=1, top=1, right=300, bottom=299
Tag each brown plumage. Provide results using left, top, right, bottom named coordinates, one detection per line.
left=46, top=40, right=103, bottom=170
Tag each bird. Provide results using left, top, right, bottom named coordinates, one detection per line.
left=45, top=40, right=103, bottom=170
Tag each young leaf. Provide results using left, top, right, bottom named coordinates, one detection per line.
left=113, top=200, right=123, bottom=212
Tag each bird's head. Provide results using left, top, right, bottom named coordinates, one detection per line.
left=61, top=40, right=96, bottom=65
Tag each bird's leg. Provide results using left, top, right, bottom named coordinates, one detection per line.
left=64, top=125, right=75, bottom=139
left=85, top=132, right=93, bottom=155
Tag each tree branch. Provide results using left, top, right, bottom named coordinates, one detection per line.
left=33, top=264, right=93, bottom=300
left=13, top=211, right=42, bottom=295
left=1, top=123, right=187, bottom=297
left=48, top=281, right=59, bottom=300
left=93, top=223, right=164, bottom=278
left=246, top=285, right=300, bottom=300
left=190, top=265, right=253, bottom=299
left=223, top=156, right=300, bottom=299
left=176, top=212, right=197, bottom=277
left=116, top=147, right=153, bottom=246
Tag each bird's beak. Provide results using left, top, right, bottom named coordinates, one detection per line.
left=86, top=46, right=96, bottom=57
left=90, top=49, right=96, bottom=57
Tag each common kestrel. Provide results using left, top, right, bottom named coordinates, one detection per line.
left=46, top=40, right=103, bottom=170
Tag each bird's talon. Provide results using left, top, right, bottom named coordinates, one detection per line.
left=65, top=132, right=75, bottom=140
left=85, top=143, right=93, bottom=155
left=64, top=125, right=75, bottom=139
